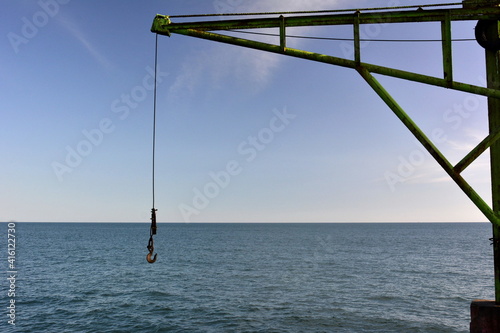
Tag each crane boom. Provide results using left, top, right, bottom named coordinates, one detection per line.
left=151, top=2, right=500, bottom=309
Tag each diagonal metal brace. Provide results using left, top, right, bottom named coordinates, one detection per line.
left=454, top=127, right=500, bottom=173
left=356, top=66, right=500, bottom=228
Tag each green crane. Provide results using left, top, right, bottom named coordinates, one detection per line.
left=152, top=1, right=500, bottom=328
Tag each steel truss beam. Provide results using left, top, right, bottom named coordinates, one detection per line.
left=152, top=5, right=500, bottom=224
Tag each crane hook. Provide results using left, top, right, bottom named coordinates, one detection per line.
left=146, top=235, right=157, bottom=263
left=146, top=251, right=157, bottom=263
left=146, top=208, right=158, bottom=263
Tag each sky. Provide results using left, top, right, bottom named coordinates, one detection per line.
left=1, top=0, right=496, bottom=222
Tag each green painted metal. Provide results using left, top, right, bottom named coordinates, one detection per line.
left=464, top=0, right=500, bottom=8
left=441, top=12, right=453, bottom=85
left=454, top=128, right=500, bottom=173
left=151, top=8, right=500, bottom=33
left=357, top=66, right=500, bottom=230
left=354, top=12, right=361, bottom=65
left=279, top=15, right=286, bottom=52
left=484, top=19, right=500, bottom=303
left=151, top=3, right=500, bottom=302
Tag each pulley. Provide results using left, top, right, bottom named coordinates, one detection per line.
left=475, top=20, right=500, bottom=51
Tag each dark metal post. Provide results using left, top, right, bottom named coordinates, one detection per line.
left=471, top=17, right=500, bottom=333
left=485, top=21, right=500, bottom=303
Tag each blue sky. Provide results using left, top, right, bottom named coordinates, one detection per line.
left=1, top=0, right=494, bottom=222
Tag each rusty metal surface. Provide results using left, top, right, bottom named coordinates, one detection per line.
left=152, top=7, right=500, bottom=35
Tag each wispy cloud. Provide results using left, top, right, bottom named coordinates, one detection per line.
left=169, top=0, right=348, bottom=97
left=244, top=0, right=348, bottom=13
left=55, top=14, right=113, bottom=70
left=405, top=127, right=491, bottom=185
left=446, top=128, right=489, bottom=153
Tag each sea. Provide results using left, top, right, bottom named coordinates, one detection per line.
left=0, top=222, right=496, bottom=333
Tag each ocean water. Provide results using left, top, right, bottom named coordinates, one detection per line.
left=0, top=222, right=495, bottom=332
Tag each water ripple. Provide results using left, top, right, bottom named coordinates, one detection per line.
left=4, top=222, right=494, bottom=332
